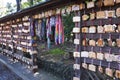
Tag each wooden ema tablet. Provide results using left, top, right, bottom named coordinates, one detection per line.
left=45, top=11, right=49, bottom=17
left=82, top=14, right=89, bottom=21
left=115, top=70, right=120, bottom=78
left=82, top=27, right=88, bottom=33
left=73, top=77, right=80, bottom=80
left=89, top=26, right=96, bottom=33
left=104, top=53, right=114, bottom=62
left=73, top=16, right=80, bottom=22
left=104, top=25, right=115, bottom=33
left=98, top=66, right=103, bottom=73
left=79, top=3, right=85, bottom=10
left=73, top=27, right=80, bottom=33
left=116, top=55, right=120, bottom=62
left=74, top=39, right=80, bottom=45
left=72, top=4, right=79, bottom=11
left=87, top=1, right=95, bottom=9
left=96, top=11, right=106, bottom=19
left=97, top=37, right=104, bottom=47
left=106, top=10, right=115, bottom=18
left=97, top=26, right=105, bottom=33
left=41, top=12, right=45, bottom=18
left=61, top=8, right=65, bottom=14
left=90, top=13, right=95, bottom=20
left=73, top=64, right=80, bottom=70
left=89, top=39, right=96, bottom=46
left=73, top=52, right=80, bottom=58
left=66, top=6, right=72, bottom=14
left=116, top=39, right=120, bottom=47
left=82, top=39, right=88, bottom=46
left=97, top=53, right=104, bottom=60
left=116, top=0, right=120, bottom=4
left=89, top=51, right=96, bottom=59
left=82, top=63, right=88, bottom=69
left=103, top=0, right=114, bottom=6
left=117, top=25, right=120, bottom=32
left=89, top=64, right=96, bottom=72
left=56, top=8, right=61, bottom=15
left=105, top=68, right=113, bottom=77
left=116, top=8, right=120, bottom=17
left=96, top=0, right=103, bottom=7
left=81, top=51, right=89, bottom=58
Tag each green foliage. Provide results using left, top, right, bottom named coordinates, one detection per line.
left=21, top=0, right=43, bottom=9
left=47, top=48, right=65, bottom=55
left=5, top=2, right=15, bottom=14
left=40, top=44, right=45, bottom=49
left=21, top=2, right=30, bottom=9
left=34, top=0, right=43, bottom=4
left=62, top=12, right=75, bottom=41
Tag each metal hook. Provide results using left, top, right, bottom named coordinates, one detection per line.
left=84, top=58, right=86, bottom=63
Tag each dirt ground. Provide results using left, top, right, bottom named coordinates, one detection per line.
left=37, top=41, right=75, bottom=64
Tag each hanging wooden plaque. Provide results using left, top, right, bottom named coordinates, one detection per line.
left=104, top=0, right=114, bottom=6
left=73, top=27, right=80, bottom=33
left=73, top=52, right=80, bottom=58
left=89, top=64, right=96, bottom=72
left=74, top=39, right=80, bottom=45
left=105, top=68, right=113, bottom=77
left=87, top=1, right=95, bottom=9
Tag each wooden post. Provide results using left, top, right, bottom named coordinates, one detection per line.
left=73, top=10, right=81, bottom=80
left=16, top=0, right=21, bottom=12
left=29, top=16, right=38, bottom=73
left=11, top=20, right=15, bottom=61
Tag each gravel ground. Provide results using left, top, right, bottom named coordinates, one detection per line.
left=0, top=62, right=22, bottom=80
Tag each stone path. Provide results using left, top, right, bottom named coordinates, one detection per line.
left=0, top=62, right=22, bottom=80
left=0, top=54, right=62, bottom=80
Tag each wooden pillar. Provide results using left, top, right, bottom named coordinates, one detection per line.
left=16, top=0, right=21, bottom=11
left=11, top=21, right=15, bottom=60
left=73, top=10, right=81, bottom=80
left=1, top=24, right=3, bottom=54
left=29, top=16, right=38, bottom=73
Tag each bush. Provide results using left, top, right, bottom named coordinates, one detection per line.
left=47, top=48, right=65, bottom=55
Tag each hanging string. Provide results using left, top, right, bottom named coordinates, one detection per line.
left=84, top=58, right=86, bottom=63
left=91, top=46, right=94, bottom=52
left=100, top=34, right=102, bottom=39
left=100, top=19, right=102, bottom=26
left=100, top=47, right=102, bottom=53
left=108, top=62, right=111, bottom=68
left=118, top=63, right=120, bottom=70
left=100, top=61, right=102, bottom=67
left=109, top=33, right=112, bottom=40
left=109, top=48, right=111, bottom=54
left=91, top=59, right=94, bottom=65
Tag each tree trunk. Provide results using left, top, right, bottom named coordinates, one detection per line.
left=16, top=0, right=21, bottom=11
